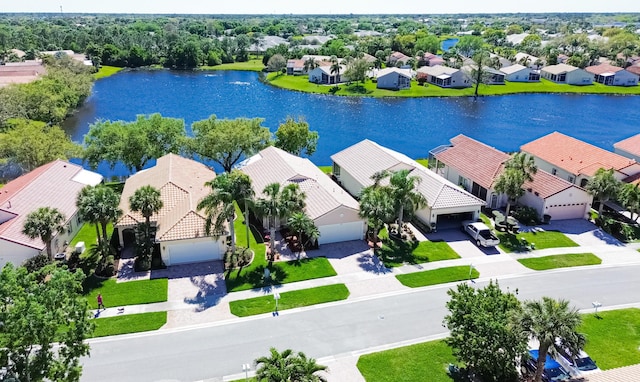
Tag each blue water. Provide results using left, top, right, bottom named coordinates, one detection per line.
left=441, top=38, right=459, bottom=52
left=63, top=70, right=640, bottom=177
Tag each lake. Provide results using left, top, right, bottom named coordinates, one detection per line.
left=63, top=70, right=640, bottom=177
left=441, top=38, right=459, bottom=51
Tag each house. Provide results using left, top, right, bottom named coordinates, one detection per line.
left=557, top=54, right=569, bottom=64
left=627, top=65, right=640, bottom=77
left=0, top=61, right=47, bottom=87
left=331, top=140, right=484, bottom=230
left=585, top=63, right=639, bottom=86
left=388, top=51, right=411, bottom=67
left=115, top=154, right=227, bottom=266
left=417, top=65, right=472, bottom=88
left=521, top=132, right=640, bottom=188
left=308, top=65, right=345, bottom=85
left=462, top=65, right=505, bottom=84
left=614, top=134, right=640, bottom=163
left=375, top=67, right=412, bottom=90
left=431, top=135, right=592, bottom=220
left=490, top=53, right=512, bottom=68
left=541, top=64, right=593, bottom=85
left=238, top=146, right=365, bottom=245
left=500, top=64, right=540, bottom=82
left=420, top=52, right=445, bottom=67
left=286, top=59, right=305, bottom=75
left=0, top=160, right=103, bottom=268
left=514, top=52, right=543, bottom=68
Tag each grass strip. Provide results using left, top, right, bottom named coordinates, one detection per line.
left=396, top=266, right=480, bottom=288
left=91, top=311, right=167, bottom=338
left=201, top=59, right=264, bottom=72
left=517, top=253, right=601, bottom=270
left=229, top=284, right=349, bottom=317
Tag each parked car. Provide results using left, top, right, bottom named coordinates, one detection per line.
left=556, top=348, right=599, bottom=376
left=462, top=220, right=500, bottom=247
left=524, top=350, right=571, bottom=382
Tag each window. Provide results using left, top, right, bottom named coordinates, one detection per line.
left=551, top=168, right=557, bottom=175
left=580, top=178, right=588, bottom=188
left=332, top=163, right=341, bottom=176
left=568, top=176, right=575, bottom=183
left=458, top=176, right=468, bottom=189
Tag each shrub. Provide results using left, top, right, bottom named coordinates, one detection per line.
left=95, top=255, right=115, bottom=277
left=328, top=86, right=340, bottom=94
left=23, top=254, right=52, bottom=273
left=512, top=206, right=540, bottom=226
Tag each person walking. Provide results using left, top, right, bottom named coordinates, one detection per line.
left=97, top=293, right=105, bottom=311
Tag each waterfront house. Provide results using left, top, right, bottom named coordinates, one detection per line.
left=308, top=65, right=345, bottom=85
left=614, top=134, right=640, bottom=163
left=431, top=135, right=592, bottom=220
left=115, top=154, right=227, bottom=266
left=462, top=65, right=505, bottom=84
left=585, top=63, right=639, bottom=86
left=331, top=139, right=484, bottom=230
left=420, top=52, right=445, bottom=67
left=0, top=160, right=103, bottom=268
left=541, top=64, right=593, bottom=85
left=521, top=132, right=640, bottom=188
left=500, top=64, right=540, bottom=82
left=375, top=67, right=412, bottom=90
left=416, top=65, right=472, bottom=88
left=239, top=146, right=365, bottom=245
left=286, top=59, right=306, bottom=75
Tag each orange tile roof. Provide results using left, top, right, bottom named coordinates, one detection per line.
left=585, top=364, right=640, bottom=382
left=521, top=132, right=638, bottom=177
left=585, top=63, right=623, bottom=75
left=522, top=170, right=577, bottom=199
left=614, top=133, right=640, bottom=156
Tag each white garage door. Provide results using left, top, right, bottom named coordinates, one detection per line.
left=166, top=240, right=222, bottom=265
left=318, top=221, right=364, bottom=245
left=547, top=203, right=588, bottom=220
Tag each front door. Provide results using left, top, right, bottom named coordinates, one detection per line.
left=490, top=194, right=498, bottom=209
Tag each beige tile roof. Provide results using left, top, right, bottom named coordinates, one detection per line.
left=0, top=161, right=103, bottom=251
left=116, top=154, right=219, bottom=242
left=521, top=132, right=638, bottom=177
left=585, top=364, right=640, bottom=382
left=542, top=63, right=580, bottom=75
left=239, top=146, right=359, bottom=221
left=585, top=63, right=624, bottom=75
left=417, top=65, right=459, bottom=77
left=500, top=64, right=529, bottom=75
left=331, top=139, right=484, bottom=210
left=614, top=133, right=640, bottom=156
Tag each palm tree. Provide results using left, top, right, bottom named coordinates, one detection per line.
left=586, top=168, right=621, bottom=217
left=358, top=185, right=395, bottom=251
left=290, top=351, right=328, bottom=382
left=329, top=55, right=341, bottom=84
left=231, top=171, right=255, bottom=247
left=287, top=212, right=319, bottom=259
left=76, top=185, right=122, bottom=246
left=129, top=185, right=163, bottom=259
left=514, top=297, right=585, bottom=382
left=495, top=153, right=538, bottom=217
left=198, top=173, right=236, bottom=254
left=303, top=57, right=317, bottom=73
left=255, top=347, right=327, bottom=382
left=506, top=152, right=538, bottom=182
left=22, top=207, right=66, bottom=261
left=385, top=169, right=427, bottom=229
left=618, top=183, right=640, bottom=221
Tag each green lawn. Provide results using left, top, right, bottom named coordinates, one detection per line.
left=396, top=266, right=479, bottom=288
left=267, top=73, right=640, bottom=98
left=91, top=311, right=167, bottom=338
left=69, top=222, right=113, bottom=256
left=201, top=59, right=264, bottom=72
left=518, top=253, right=601, bottom=271
left=226, top=204, right=337, bottom=292
left=498, top=230, right=579, bottom=253
left=94, top=66, right=123, bottom=79
left=415, top=159, right=429, bottom=167
left=379, top=239, right=460, bottom=267
left=357, top=339, right=455, bottom=382
left=83, top=276, right=168, bottom=309
left=317, top=165, right=332, bottom=174
left=581, top=308, right=640, bottom=370
left=229, top=284, right=349, bottom=317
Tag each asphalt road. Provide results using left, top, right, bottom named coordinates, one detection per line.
left=81, top=264, right=640, bottom=382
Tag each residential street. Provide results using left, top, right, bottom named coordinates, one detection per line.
left=81, top=264, right=640, bottom=382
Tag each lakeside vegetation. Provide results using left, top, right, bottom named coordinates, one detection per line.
left=94, top=65, right=124, bottom=79
left=201, top=59, right=264, bottom=72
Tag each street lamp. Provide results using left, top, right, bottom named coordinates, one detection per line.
left=242, top=363, right=251, bottom=382
left=274, top=292, right=281, bottom=315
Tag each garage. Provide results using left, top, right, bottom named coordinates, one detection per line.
left=546, top=203, right=589, bottom=220
left=317, top=221, right=365, bottom=245
left=163, top=239, right=223, bottom=266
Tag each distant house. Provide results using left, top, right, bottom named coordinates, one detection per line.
left=540, top=64, right=593, bottom=85
left=420, top=52, right=445, bottom=67
left=115, top=154, right=227, bottom=266
left=500, top=64, right=540, bottom=82
left=521, top=132, right=640, bottom=188
left=375, top=67, right=412, bottom=90
left=331, top=139, right=484, bottom=230
left=585, top=63, right=639, bottom=86
left=462, top=65, right=505, bottom=85
left=417, top=65, right=472, bottom=88
left=627, top=65, right=640, bottom=77
left=614, top=134, right=640, bottom=163
left=0, top=161, right=103, bottom=268
left=286, top=59, right=305, bottom=75
left=431, top=135, right=592, bottom=220
left=239, top=146, right=365, bottom=245
left=308, top=65, right=345, bottom=85
left=388, top=51, right=411, bottom=67
left=514, top=52, right=543, bottom=68
left=0, top=61, right=47, bottom=87
left=557, top=54, right=569, bottom=64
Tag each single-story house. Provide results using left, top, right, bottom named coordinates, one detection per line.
left=286, top=59, right=306, bottom=75
left=626, top=65, right=640, bottom=77
left=541, top=64, right=593, bottom=85
left=0, top=160, right=103, bottom=268
left=431, top=135, right=592, bottom=220
left=115, top=154, right=227, bottom=266
left=417, top=65, right=472, bottom=88
left=239, top=146, right=365, bottom=245
left=462, top=65, right=505, bottom=84
left=0, top=61, right=47, bottom=87
left=585, top=63, right=639, bottom=86
left=308, top=65, right=345, bottom=85
left=375, top=67, right=412, bottom=90
left=614, top=134, right=640, bottom=163
left=331, top=139, right=484, bottom=230
left=388, top=51, right=411, bottom=67
left=420, top=52, right=445, bottom=67
left=521, top=131, right=640, bottom=188
left=500, top=64, right=540, bottom=82
left=514, top=52, right=543, bottom=68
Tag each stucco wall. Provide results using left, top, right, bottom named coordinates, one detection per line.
left=0, top=238, right=41, bottom=268
left=566, top=69, right=593, bottom=85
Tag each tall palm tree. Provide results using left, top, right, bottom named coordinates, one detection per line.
left=287, top=212, right=319, bottom=259
left=198, top=173, right=236, bottom=254
left=22, top=207, right=66, bottom=261
left=495, top=153, right=538, bottom=217
left=76, top=185, right=122, bottom=246
left=329, top=55, right=341, bottom=84
left=129, top=185, right=163, bottom=259
left=255, top=347, right=327, bottom=382
left=514, top=297, right=585, bottom=382
left=586, top=168, right=621, bottom=217
left=358, top=185, right=395, bottom=251
left=303, top=57, right=317, bottom=73
left=231, top=171, right=255, bottom=247
left=619, top=183, right=640, bottom=221
left=386, top=169, right=427, bottom=228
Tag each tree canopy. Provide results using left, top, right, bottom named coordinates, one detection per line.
left=274, top=116, right=319, bottom=157
left=22, top=206, right=67, bottom=261
left=586, top=168, right=621, bottom=217
left=255, top=347, right=327, bottom=382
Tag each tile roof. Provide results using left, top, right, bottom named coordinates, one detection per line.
left=331, top=139, right=484, bottom=210
left=614, top=133, right=640, bottom=156
left=522, top=170, right=577, bottom=199
left=585, top=63, right=624, bottom=75
left=542, top=63, right=579, bottom=75
left=417, top=65, right=460, bottom=77
left=585, top=364, right=640, bottom=382
left=239, top=146, right=359, bottom=221
left=500, top=64, right=529, bottom=75
left=0, top=161, right=103, bottom=250
left=521, top=132, right=638, bottom=177
left=626, top=65, right=640, bottom=76
left=376, top=67, right=412, bottom=79
left=116, top=154, right=218, bottom=242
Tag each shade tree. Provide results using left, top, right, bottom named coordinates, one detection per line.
left=586, top=168, right=621, bottom=217
left=274, top=116, right=319, bottom=157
